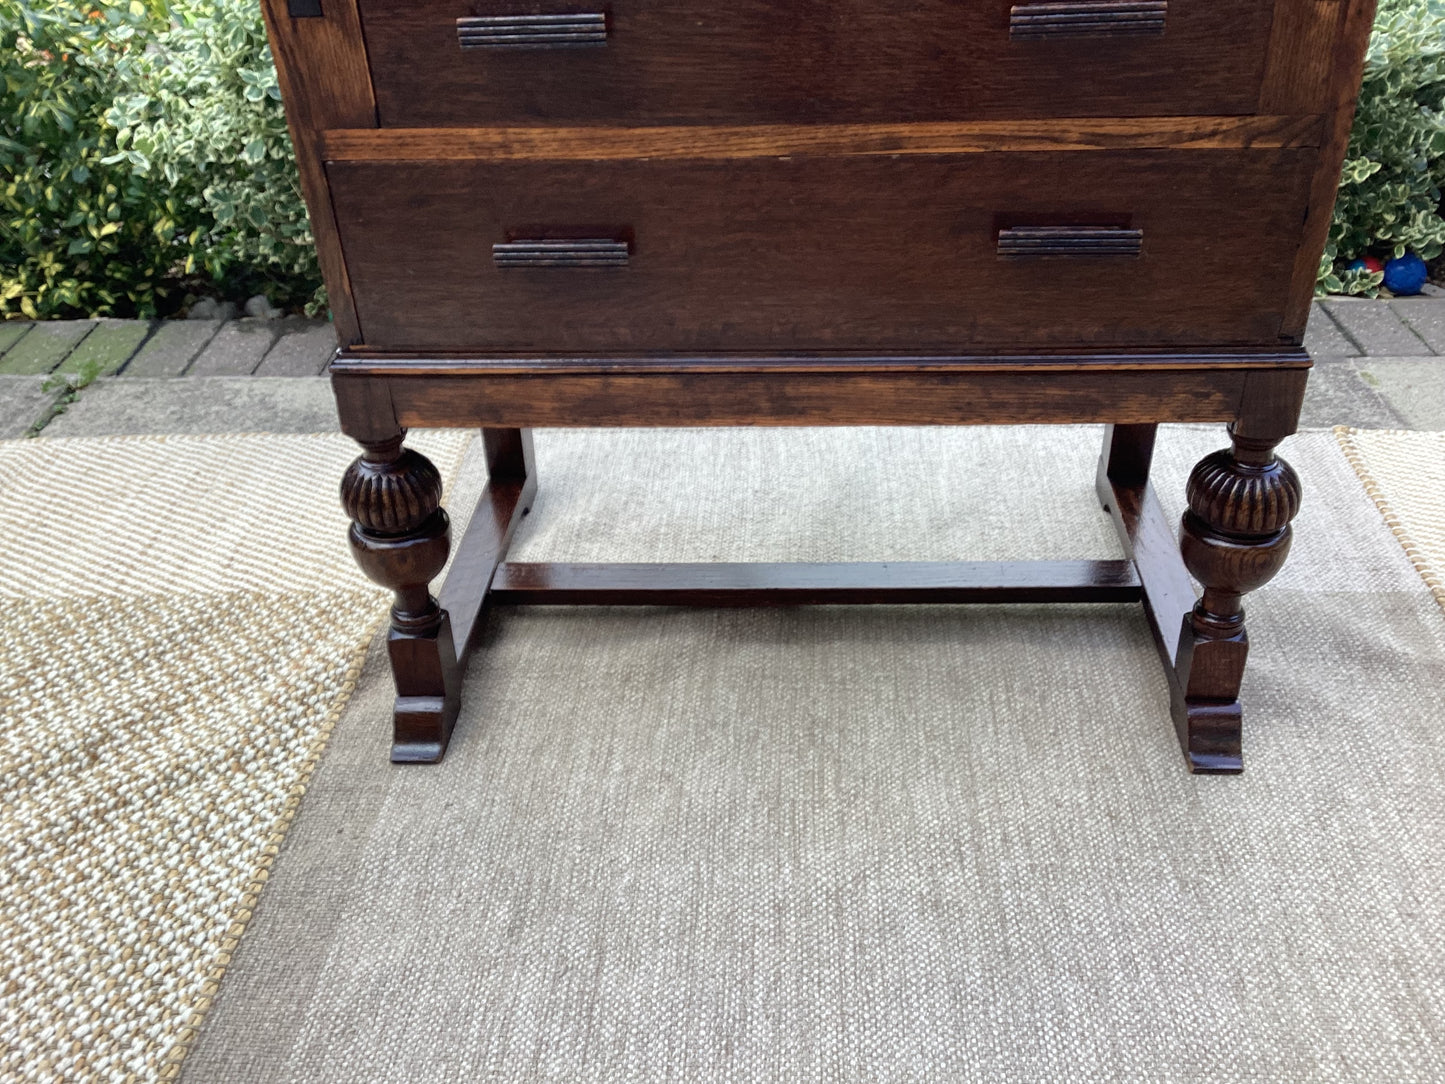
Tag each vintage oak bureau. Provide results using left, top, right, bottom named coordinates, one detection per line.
left=262, top=0, right=1376, bottom=772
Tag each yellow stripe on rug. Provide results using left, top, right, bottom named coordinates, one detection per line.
left=0, top=432, right=472, bottom=1082
left=1336, top=427, right=1445, bottom=615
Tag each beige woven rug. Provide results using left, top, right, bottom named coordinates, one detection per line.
left=173, top=425, right=1443, bottom=1083
left=0, top=432, right=471, bottom=1082
left=1336, top=427, right=1445, bottom=615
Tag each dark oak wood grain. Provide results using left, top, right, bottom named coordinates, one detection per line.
left=331, top=350, right=1312, bottom=374
left=436, top=429, right=537, bottom=660
left=258, top=0, right=375, bottom=346
left=345, top=367, right=1252, bottom=429
left=355, top=0, right=1274, bottom=126
left=1258, top=0, right=1350, bottom=115
left=1173, top=429, right=1302, bottom=772
left=490, top=560, right=1143, bottom=605
left=320, top=115, right=1326, bottom=161
left=1098, top=422, right=1157, bottom=488
left=1237, top=367, right=1311, bottom=438
left=1277, top=0, right=1380, bottom=337
left=1097, top=426, right=1196, bottom=672
left=328, top=151, right=1315, bottom=353
left=340, top=433, right=462, bottom=762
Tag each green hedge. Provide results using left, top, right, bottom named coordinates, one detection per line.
left=1, top=0, right=318, bottom=319
left=2, top=2, right=182, bottom=318
left=1322, top=0, right=1445, bottom=295
left=2, top=0, right=1443, bottom=319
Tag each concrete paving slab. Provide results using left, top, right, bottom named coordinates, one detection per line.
left=0, top=320, right=95, bottom=375
left=1353, top=357, right=1445, bottom=430
left=0, top=375, right=52, bottom=439
left=123, top=320, right=223, bottom=378
left=40, top=377, right=339, bottom=437
left=1298, top=358, right=1407, bottom=429
left=0, top=322, right=34, bottom=358
left=254, top=320, right=337, bottom=376
left=186, top=319, right=280, bottom=376
left=1302, top=302, right=1358, bottom=359
left=55, top=318, right=152, bottom=379
left=1391, top=299, right=1445, bottom=354
left=1320, top=298, right=1431, bottom=356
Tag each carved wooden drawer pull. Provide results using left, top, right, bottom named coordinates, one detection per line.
left=493, top=239, right=631, bottom=268
left=996, top=226, right=1143, bottom=257
left=1009, top=1, right=1168, bottom=39
left=457, top=13, right=608, bottom=50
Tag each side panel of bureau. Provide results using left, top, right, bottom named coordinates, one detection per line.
left=328, top=150, right=1315, bottom=353
left=258, top=0, right=376, bottom=346
left=356, top=0, right=1275, bottom=126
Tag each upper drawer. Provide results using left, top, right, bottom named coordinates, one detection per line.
left=357, top=0, right=1277, bottom=126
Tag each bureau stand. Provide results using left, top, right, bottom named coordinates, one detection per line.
left=334, top=355, right=1306, bottom=773
left=263, top=0, right=1376, bottom=774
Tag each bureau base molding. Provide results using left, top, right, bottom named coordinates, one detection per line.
left=335, top=362, right=1308, bottom=775
left=332, top=353, right=1309, bottom=429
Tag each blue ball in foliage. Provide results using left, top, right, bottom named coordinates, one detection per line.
left=1383, top=253, right=1428, bottom=296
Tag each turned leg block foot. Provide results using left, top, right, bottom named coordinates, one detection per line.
left=1172, top=618, right=1246, bottom=772
left=389, top=614, right=462, bottom=763
left=1174, top=427, right=1302, bottom=772
left=390, top=705, right=457, bottom=763
left=1170, top=687, right=1245, bottom=774
left=342, top=434, right=462, bottom=763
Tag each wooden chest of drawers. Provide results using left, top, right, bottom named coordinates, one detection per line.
left=263, top=0, right=1376, bottom=772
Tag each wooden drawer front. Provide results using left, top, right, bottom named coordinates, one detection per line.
left=358, top=0, right=1275, bottom=126
left=329, top=150, right=1313, bottom=353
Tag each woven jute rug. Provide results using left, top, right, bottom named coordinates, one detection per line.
left=0, top=431, right=471, bottom=1082
left=171, top=424, right=1443, bottom=1083
left=1336, top=427, right=1445, bottom=616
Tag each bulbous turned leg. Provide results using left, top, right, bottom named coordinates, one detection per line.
left=341, top=434, right=461, bottom=763
left=1175, top=428, right=1302, bottom=772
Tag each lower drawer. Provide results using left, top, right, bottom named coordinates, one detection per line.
left=328, top=150, right=1315, bottom=354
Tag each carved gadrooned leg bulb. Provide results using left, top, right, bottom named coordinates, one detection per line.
left=1175, top=430, right=1302, bottom=772
left=341, top=435, right=461, bottom=763
left=342, top=437, right=449, bottom=625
